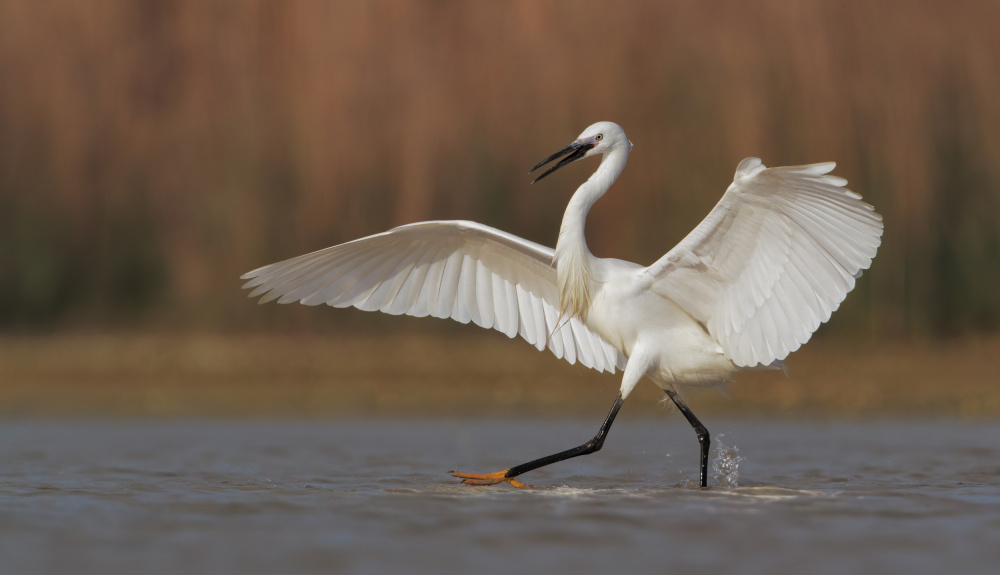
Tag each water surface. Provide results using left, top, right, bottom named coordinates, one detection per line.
left=2, top=418, right=999, bottom=574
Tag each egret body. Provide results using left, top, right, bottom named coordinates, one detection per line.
left=242, top=122, right=883, bottom=487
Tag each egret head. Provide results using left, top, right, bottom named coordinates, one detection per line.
left=529, top=122, right=632, bottom=183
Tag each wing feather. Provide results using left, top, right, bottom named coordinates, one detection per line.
left=503, top=280, right=519, bottom=338
left=644, top=159, right=883, bottom=367
left=529, top=289, right=548, bottom=350
left=242, top=220, right=625, bottom=373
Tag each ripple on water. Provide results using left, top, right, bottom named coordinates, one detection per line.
left=2, top=419, right=1000, bottom=575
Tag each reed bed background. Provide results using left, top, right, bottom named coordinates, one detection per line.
left=1, top=1, right=998, bottom=416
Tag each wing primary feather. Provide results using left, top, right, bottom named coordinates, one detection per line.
left=503, top=279, right=519, bottom=338
left=530, top=292, right=548, bottom=351
left=470, top=260, right=492, bottom=328
left=241, top=221, right=621, bottom=375
left=514, top=285, right=537, bottom=345
left=397, top=247, right=439, bottom=317
left=436, top=251, right=465, bottom=320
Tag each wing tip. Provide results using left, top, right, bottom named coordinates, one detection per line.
left=735, top=157, right=766, bottom=181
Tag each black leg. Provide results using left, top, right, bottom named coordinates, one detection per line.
left=664, top=388, right=711, bottom=488
left=450, top=391, right=624, bottom=486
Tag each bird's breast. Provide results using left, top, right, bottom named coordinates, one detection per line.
left=585, top=275, right=736, bottom=385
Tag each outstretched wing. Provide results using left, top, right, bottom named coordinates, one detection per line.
left=643, top=159, right=883, bottom=367
left=242, top=220, right=625, bottom=373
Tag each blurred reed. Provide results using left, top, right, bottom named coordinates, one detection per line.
left=1, top=1, right=998, bottom=336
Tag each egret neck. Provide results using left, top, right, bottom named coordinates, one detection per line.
left=554, top=143, right=629, bottom=320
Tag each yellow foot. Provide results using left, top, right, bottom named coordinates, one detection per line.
left=449, top=469, right=532, bottom=488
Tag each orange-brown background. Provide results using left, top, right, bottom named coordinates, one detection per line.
left=1, top=1, right=998, bottom=416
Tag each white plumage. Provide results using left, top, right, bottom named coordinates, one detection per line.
left=644, top=157, right=882, bottom=367
left=243, top=220, right=625, bottom=373
left=241, top=121, right=883, bottom=487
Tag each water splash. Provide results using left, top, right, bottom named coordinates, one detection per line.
left=712, top=433, right=745, bottom=488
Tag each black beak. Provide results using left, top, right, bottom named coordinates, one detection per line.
left=528, top=140, right=596, bottom=183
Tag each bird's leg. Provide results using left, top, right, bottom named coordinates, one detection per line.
left=663, top=388, right=711, bottom=488
left=449, top=392, right=625, bottom=488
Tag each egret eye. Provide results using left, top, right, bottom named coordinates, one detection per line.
left=595, top=134, right=603, bottom=141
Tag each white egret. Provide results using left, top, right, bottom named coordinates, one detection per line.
left=241, top=122, right=883, bottom=488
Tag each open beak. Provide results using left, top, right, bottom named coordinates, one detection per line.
left=528, top=139, right=596, bottom=183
